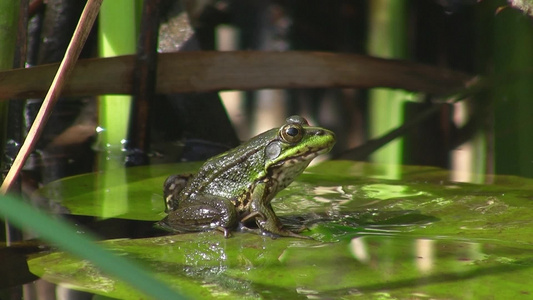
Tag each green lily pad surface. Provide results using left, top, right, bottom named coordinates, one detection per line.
left=36, top=162, right=202, bottom=221
left=31, top=161, right=533, bottom=299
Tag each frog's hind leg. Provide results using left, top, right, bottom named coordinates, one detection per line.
left=161, top=196, right=238, bottom=237
left=163, top=174, right=193, bottom=212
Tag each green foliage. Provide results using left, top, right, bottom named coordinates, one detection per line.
left=0, top=0, right=19, bottom=69
left=0, top=0, right=20, bottom=172
left=0, top=194, right=187, bottom=299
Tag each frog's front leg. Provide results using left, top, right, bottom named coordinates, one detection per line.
left=159, top=195, right=238, bottom=237
left=248, top=182, right=311, bottom=239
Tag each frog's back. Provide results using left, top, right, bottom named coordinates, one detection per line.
left=181, top=130, right=275, bottom=204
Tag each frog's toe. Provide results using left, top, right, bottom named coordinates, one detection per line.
left=260, top=228, right=313, bottom=239
left=293, top=225, right=310, bottom=233
left=240, top=211, right=266, bottom=223
left=237, top=223, right=312, bottom=239
left=215, top=226, right=233, bottom=238
left=237, top=223, right=262, bottom=235
left=278, top=229, right=313, bottom=240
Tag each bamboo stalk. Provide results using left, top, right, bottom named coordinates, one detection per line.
left=1, top=0, right=103, bottom=194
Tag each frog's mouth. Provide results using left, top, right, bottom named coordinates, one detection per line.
left=305, top=143, right=334, bottom=157
left=284, top=145, right=331, bottom=164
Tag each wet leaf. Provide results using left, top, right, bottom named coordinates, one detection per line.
left=31, top=161, right=533, bottom=299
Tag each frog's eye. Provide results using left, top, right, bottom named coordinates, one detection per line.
left=280, top=124, right=304, bottom=143
left=286, top=115, right=309, bottom=126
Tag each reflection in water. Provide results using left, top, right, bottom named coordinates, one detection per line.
left=344, top=235, right=516, bottom=298
left=29, top=233, right=532, bottom=299
left=179, top=237, right=251, bottom=297
left=177, top=235, right=528, bottom=299
left=416, top=239, right=434, bottom=273
left=348, top=236, right=488, bottom=272
left=360, top=184, right=430, bottom=200
left=96, top=148, right=129, bottom=218
left=350, top=237, right=370, bottom=263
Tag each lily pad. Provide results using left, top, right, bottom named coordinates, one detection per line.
left=36, top=162, right=202, bottom=221
left=28, top=233, right=532, bottom=299
left=31, top=160, right=533, bottom=299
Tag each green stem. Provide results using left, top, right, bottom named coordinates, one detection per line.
left=96, top=0, right=139, bottom=218
left=367, top=0, right=409, bottom=177
left=96, top=0, right=138, bottom=164
left=491, top=5, right=533, bottom=177
left=0, top=0, right=20, bottom=169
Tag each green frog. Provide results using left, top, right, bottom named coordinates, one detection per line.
left=158, top=115, right=335, bottom=238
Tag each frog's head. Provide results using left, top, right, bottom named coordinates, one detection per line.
left=263, top=115, right=336, bottom=189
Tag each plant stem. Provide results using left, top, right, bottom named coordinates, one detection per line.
left=1, top=0, right=102, bottom=194
left=367, top=0, right=409, bottom=177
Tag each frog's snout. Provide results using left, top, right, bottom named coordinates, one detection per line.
left=314, top=129, right=336, bottom=143
left=314, top=129, right=326, bottom=136
left=314, top=129, right=334, bottom=137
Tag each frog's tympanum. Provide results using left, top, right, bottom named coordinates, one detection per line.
left=158, top=115, right=336, bottom=238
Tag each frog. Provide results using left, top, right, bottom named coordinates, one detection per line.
left=157, top=115, right=336, bottom=238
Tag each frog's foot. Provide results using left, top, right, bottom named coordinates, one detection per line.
left=292, top=224, right=310, bottom=233
left=237, top=223, right=262, bottom=235
left=256, top=228, right=312, bottom=239
left=256, top=217, right=313, bottom=239
left=215, top=226, right=233, bottom=238
left=272, top=228, right=313, bottom=239
left=240, top=211, right=266, bottom=223
left=237, top=222, right=312, bottom=239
